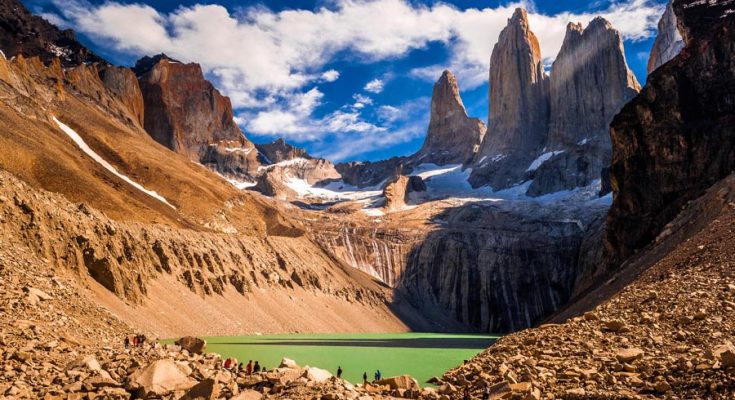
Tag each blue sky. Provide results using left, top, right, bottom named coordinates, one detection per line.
left=24, top=0, right=667, bottom=162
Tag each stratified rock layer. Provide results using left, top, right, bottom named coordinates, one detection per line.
left=414, top=70, right=485, bottom=165
left=396, top=200, right=607, bottom=333
left=135, top=54, right=260, bottom=178
left=470, top=8, right=549, bottom=190
left=647, top=0, right=684, bottom=75
left=605, top=0, right=735, bottom=267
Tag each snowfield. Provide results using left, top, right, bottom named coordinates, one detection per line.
left=527, top=151, right=565, bottom=172
left=53, top=117, right=176, bottom=209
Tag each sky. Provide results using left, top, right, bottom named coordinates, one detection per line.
left=23, top=0, right=668, bottom=162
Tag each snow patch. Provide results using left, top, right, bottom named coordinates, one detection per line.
left=577, top=138, right=589, bottom=145
left=527, top=151, right=565, bottom=172
left=0, top=50, right=5, bottom=60
left=53, top=117, right=176, bottom=209
left=284, top=176, right=382, bottom=202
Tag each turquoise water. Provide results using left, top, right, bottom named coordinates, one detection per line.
left=166, top=332, right=498, bottom=386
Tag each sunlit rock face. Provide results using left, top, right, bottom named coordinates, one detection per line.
left=470, top=8, right=549, bottom=191
left=526, top=18, right=640, bottom=197
left=414, top=70, right=486, bottom=166
left=134, top=54, right=261, bottom=179
left=647, top=0, right=684, bottom=75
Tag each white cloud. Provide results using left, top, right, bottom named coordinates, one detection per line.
left=364, top=78, right=385, bottom=94
left=321, top=69, right=340, bottom=82
left=53, top=0, right=662, bottom=101
left=51, top=0, right=663, bottom=160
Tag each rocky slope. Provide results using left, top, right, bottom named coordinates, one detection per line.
left=134, top=54, right=261, bottom=179
left=647, top=0, right=684, bottom=75
left=441, top=172, right=735, bottom=399
left=605, top=0, right=735, bottom=269
left=0, top=20, right=432, bottom=336
left=413, top=70, right=485, bottom=166
left=0, top=0, right=104, bottom=67
left=469, top=8, right=549, bottom=191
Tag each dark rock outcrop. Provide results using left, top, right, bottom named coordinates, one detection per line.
left=336, top=157, right=408, bottom=188
left=0, top=0, right=104, bottom=67
left=256, top=138, right=311, bottom=164
left=413, top=70, right=485, bottom=166
left=647, top=0, right=684, bottom=75
left=134, top=54, right=260, bottom=178
left=470, top=8, right=549, bottom=190
left=605, top=0, right=735, bottom=267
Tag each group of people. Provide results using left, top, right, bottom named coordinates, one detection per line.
left=223, top=359, right=265, bottom=375
left=123, top=334, right=147, bottom=349
left=360, top=369, right=381, bottom=384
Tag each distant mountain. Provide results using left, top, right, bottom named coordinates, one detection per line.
left=134, top=54, right=262, bottom=179
left=0, top=0, right=104, bottom=66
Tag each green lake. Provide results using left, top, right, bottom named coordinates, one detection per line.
left=165, top=333, right=498, bottom=386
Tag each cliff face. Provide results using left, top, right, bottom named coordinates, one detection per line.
left=97, top=65, right=145, bottom=127
left=414, top=70, right=486, bottom=166
left=134, top=54, right=261, bottom=178
left=647, top=0, right=684, bottom=75
left=396, top=200, right=608, bottom=333
left=526, top=18, right=640, bottom=196
left=0, top=0, right=104, bottom=67
left=605, top=0, right=735, bottom=267
left=470, top=8, right=549, bottom=190
left=547, top=18, right=640, bottom=150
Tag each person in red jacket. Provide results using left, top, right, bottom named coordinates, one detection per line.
left=246, top=360, right=253, bottom=375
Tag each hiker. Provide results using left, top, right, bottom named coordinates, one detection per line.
left=463, top=387, right=470, bottom=400
left=246, top=360, right=253, bottom=375
left=253, top=361, right=261, bottom=373
left=374, top=369, right=381, bottom=381
left=337, top=366, right=343, bottom=379
left=238, top=362, right=243, bottom=373
left=124, top=337, right=129, bottom=349
left=132, top=336, right=139, bottom=348
left=224, top=358, right=232, bottom=369
left=139, top=334, right=146, bottom=347
left=363, top=372, right=368, bottom=385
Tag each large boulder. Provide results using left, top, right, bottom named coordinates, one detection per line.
left=302, top=366, right=333, bottom=383
left=175, top=336, right=207, bottom=355
left=126, top=359, right=196, bottom=398
left=231, top=390, right=263, bottom=400
left=376, top=375, right=420, bottom=390
left=180, top=378, right=219, bottom=400
left=279, top=357, right=300, bottom=369
left=382, top=175, right=426, bottom=211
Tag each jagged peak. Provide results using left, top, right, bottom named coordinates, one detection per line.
left=586, top=16, right=614, bottom=32
left=509, top=7, right=529, bottom=26
left=133, top=53, right=186, bottom=76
